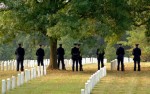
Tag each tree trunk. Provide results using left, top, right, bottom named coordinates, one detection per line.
left=47, top=37, right=58, bottom=69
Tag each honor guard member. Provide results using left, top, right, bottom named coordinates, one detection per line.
left=96, top=47, right=105, bottom=70
left=57, top=44, right=66, bottom=70
left=71, top=43, right=80, bottom=71
left=77, top=43, right=83, bottom=71
left=132, top=44, right=141, bottom=71
left=116, top=44, right=125, bottom=71
left=15, top=43, right=25, bottom=71
left=36, top=44, right=45, bottom=66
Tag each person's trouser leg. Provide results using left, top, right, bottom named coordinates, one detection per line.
left=17, top=60, right=20, bottom=71
left=80, top=59, right=83, bottom=71
left=76, top=59, right=78, bottom=71
left=20, top=60, right=24, bottom=71
left=79, top=59, right=82, bottom=71
left=117, top=59, right=120, bottom=71
left=58, top=59, right=60, bottom=69
left=134, top=60, right=136, bottom=71
left=121, top=58, right=124, bottom=71
left=138, top=60, right=141, bottom=71
left=61, top=59, right=65, bottom=70
left=100, top=58, right=104, bottom=68
left=72, top=60, right=75, bottom=71
left=41, top=59, right=44, bottom=66
left=37, top=58, right=40, bottom=66
left=98, top=59, right=100, bottom=70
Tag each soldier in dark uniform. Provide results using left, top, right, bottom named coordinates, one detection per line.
left=77, top=43, right=83, bottom=71
left=96, top=47, right=105, bottom=70
left=57, top=44, right=66, bottom=70
left=116, top=44, right=125, bottom=71
left=71, top=43, right=80, bottom=71
left=132, top=44, right=141, bottom=71
left=36, top=44, right=45, bottom=66
left=15, top=43, right=25, bottom=71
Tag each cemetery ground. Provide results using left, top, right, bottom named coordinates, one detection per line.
left=1, top=62, right=150, bottom=94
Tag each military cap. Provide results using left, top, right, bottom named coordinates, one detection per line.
left=74, top=43, right=77, bottom=45
left=135, top=44, right=139, bottom=46
left=78, top=43, right=81, bottom=46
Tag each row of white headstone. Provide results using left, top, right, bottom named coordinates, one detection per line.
left=0, top=58, right=107, bottom=71
left=2, top=66, right=46, bottom=94
left=81, top=66, right=107, bottom=94
left=0, top=59, right=50, bottom=71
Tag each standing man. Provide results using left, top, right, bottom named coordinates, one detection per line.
left=57, top=44, right=66, bottom=70
left=36, top=44, right=45, bottom=66
left=132, top=44, right=141, bottom=71
left=15, top=43, right=25, bottom=71
left=71, top=43, right=80, bottom=71
left=96, top=47, right=105, bottom=70
left=116, top=44, right=125, bottom=71
left=77, top=43, right=83, bottom=71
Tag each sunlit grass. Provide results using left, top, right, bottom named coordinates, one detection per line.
left=92, top=62, right=150, bottom=94
left=1, top=62, right=150, bottom=94
left=0, top=70, right=19, bottom=93
left=6, top=64, right=98, bottom=94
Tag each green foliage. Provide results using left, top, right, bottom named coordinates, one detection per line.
left=122, top=26, right=150, bottom=61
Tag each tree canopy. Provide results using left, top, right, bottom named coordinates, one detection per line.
left=1, top=0, right=150, bottom=68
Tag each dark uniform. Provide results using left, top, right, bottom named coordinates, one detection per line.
left=57, top=44, right=65, bottom=70
left=71, top=44, right=80, bottom=71
left=116, top=44, right=125, bottom=71
left=36, top=45, right=45, bottom=66
left=132, top=44, right=141, bottom=71
left=96, top=48, right=105, bottom=70
left=78, top=44, right=83, bottom=71
left=15, top=44, right=25, bottom=71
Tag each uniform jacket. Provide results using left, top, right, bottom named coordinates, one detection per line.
left=116, top=47, right=125, bottom=59
left=132, top=47, right=141, bottom=61
left=36, top=48, right=45, bottom=59
left=15, top=47, right=25, bottom=60
left=57, top=47, right=65, bottom=59
left=96, top=49, right=105, bottom=59
left=71, top=47, right=80, bottom=60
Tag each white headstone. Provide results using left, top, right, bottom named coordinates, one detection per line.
left=85, top=83, right=88, bottom=94
left=7, top=78, right=11, bottom=90
left=44, top=65, right=47, bottom=75
left=21, top=72, right=24, bottom=85
left=37, top=66, right=40, bottom=77
left=17, top=74, right=21, bottom=86
left=31, top=68, right=34, bottom=79
left=12, top=76, right=15, bottom=89
left=41, top=66, right=44, bottom=76
left=81, top=89, right=85, bottom=94
left=25, top=69, right=28, bottom=82
left=2, top=79, right=6, bottom=94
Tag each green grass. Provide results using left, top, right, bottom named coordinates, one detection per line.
left=0, top=70, right=18, bottom=93
left=92, top=63, right=150, bottom=94
left=6, top=64, right=98, bottom=94
left=2, top=63, right=150, bottom=94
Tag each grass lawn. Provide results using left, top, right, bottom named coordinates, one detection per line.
left=0, top=70, right=18, bottom=93
left=1, top=62, right=150, bottom=94
left=6, top=64, right=98, bottom=94
left=92, top=63, right=150, bottom=94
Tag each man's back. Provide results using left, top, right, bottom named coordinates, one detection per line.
left=36, top=48, right=45, bottom=57
left=133, top=48, right=141, bottom=57
left=116, top=47, right=125, bottom=56
left=71, top=47, right=79, bottom=59
left=15, top=47, right=25, bottom=58
left=57, top=47, right=64, bottom=56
